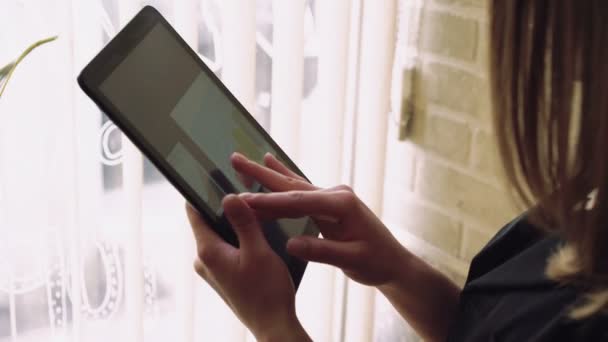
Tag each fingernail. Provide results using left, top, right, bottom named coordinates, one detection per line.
left=264, top=152, right=274, bottom=159
left=222, top=193, right=237, bottom=204
left=232, top=152, right=245, bottom=161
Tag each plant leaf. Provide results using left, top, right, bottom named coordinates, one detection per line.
left=0, top=62, right=15, bottom=91
left=0, top=36, right=58, bottom=99
left=0, top=62, right=15, bottom=78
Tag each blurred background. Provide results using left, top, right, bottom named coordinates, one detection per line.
left=0, top=0, right=516, bottom=341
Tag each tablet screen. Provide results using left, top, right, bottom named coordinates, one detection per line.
left=98, top=23, right=312, bottom=240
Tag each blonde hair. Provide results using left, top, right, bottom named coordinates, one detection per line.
left=489, top=0, right=608, bottom=318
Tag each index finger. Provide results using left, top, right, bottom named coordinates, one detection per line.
left=263, top=153, right=306, bottom=181
left=240, top=190, right=354, bottom=221
left=231, top=153, right=316, bottom=192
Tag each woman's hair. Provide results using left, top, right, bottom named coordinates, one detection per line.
left=489, top=0, right=608, bottom=318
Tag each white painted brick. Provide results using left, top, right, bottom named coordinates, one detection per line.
left=383, top=118, right=417, bottom=191
left=434, top=0, right=487, bottom=8
left=471, top=129, right=504, bottom=180
left=421, top=115, right=472, bottom=164
left=388, top=0, right=512, bottom=286
left=416, top=159, right=518, bottom=230
left=384, top=198, right=462, bottom=256
left=420, top=10, right=479, bottom=62
left=477, top=22, right=489, bottom=70
left=476, top=83, right=493, bottom=123
left=424, top=62, right=482, bottom=117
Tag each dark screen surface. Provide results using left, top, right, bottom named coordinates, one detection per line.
left=81, top=10, right=318, bottom=287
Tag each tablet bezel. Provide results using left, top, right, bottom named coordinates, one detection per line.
left=77, top=5, right=317, bottom=289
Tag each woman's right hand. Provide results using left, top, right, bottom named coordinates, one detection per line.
left=231, top=153, right=411, bottom=287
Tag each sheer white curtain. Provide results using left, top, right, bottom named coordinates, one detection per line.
left=0, top=0, right=398, bottom=341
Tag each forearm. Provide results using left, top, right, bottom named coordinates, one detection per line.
left=255, top=314, right=312, bottom=342
left=378, top=249, right=461, bottom=342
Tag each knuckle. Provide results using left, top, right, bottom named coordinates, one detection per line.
left=341, top=243, right=365, bottom=268
left=285, top=175, right=312, bottom=189
left=196, top=247, right=205, bottom=261
left=257, top=247, right=275, bottom=261
left=336, top=184, right=354, bottom=193
left=197, top=246, right=217, bottom=267
left=288, top=176, right=310, bottom=188
left=338, top=190, right=359, bottom=208
left=285, top=176, right=299, bottom=187
left=288, top=190, right=305, bottom=201
left=193, top=260, right=206, bottom=277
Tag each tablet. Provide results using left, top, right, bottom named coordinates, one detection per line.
left=78, top=6, right=319, bottom=288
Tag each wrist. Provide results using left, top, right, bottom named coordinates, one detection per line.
left=378, top=245, right=417, bottom=294
left=255, top=312, right=311, bottom=342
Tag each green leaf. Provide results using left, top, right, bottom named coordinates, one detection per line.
left=0, top=62, right=14, bottom=78
left=0, top=62, right=14, bottom=91
left=0, top=36, right=58, bottom=99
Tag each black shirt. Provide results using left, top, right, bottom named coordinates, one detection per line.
left=447, top=216, right=608, bottom=341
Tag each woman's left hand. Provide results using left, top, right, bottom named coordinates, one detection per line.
left=186, top=195, right=310, bottom=341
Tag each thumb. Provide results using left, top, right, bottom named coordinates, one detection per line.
left=286, top=237, right=361, bottom=270
left=222, top=194, right=267, bottom=254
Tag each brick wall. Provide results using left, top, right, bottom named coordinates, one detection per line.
left=381, top=0, right=519, bottom=288
left=374, top=1, right=525, bottom=340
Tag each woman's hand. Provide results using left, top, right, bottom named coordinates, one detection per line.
left=231, top=153, right=461, bottom=342
left=231, top=153, right=411, bottom=287
left=186, top=196, right=311, bottom=342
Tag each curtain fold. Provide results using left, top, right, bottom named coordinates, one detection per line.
left=220, top=0, right=257, bottom=118
left=269, top=0, right=305, bottom=160
left=346, top=0, right=398, bottom=341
